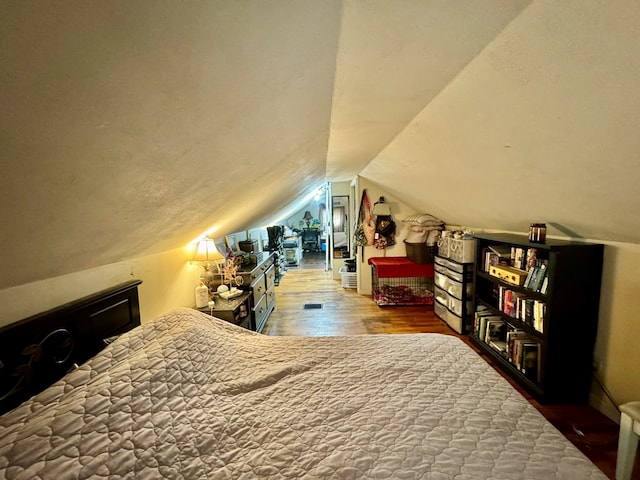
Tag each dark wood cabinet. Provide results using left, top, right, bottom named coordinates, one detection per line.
left=0, top=280, right=142, bottom=415
left=469, top=233, right=603, bottom=403
left=234, top=253, right=277, bottom=333
left=198, top=291, right=252, bottom=329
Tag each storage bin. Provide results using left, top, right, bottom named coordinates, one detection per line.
left=404, top=241, right=436, bottom=264
left=437, top=237, right=450, bottom=258
left=434, top=254, right=475, bottom=334
left=339, top=267, right=357, bottom=289
left=239, top=239, right=258, bottom=253
left=448, top=238, right=476, bottom=263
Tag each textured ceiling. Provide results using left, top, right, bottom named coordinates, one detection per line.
left=1, top=0, right=639, bottom=290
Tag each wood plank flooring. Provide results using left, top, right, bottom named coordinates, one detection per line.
left=262, top=268, right=630, bottom=480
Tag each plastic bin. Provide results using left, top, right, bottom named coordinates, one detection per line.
left=339, top=267, right=357, bottom=288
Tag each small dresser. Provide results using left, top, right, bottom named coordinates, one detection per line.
left=197, top=291, right=252, bottom=329
left=235, top=253, right=277, bottom=333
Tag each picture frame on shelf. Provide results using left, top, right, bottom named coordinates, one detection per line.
left=225, top=235, right=238, bottom=254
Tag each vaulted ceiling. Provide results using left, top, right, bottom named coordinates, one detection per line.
left=1, top=0, right=639, bottom=290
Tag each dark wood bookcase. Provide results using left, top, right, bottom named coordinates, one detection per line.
left=469, top=233, right=604, bottom=404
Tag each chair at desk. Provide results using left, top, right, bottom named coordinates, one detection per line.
left=301, top=228, right=319, bottom=252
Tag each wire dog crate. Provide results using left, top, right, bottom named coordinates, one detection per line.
left=368, top=257, right=434, bottom=306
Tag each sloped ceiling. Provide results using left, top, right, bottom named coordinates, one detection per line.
left=1, top=0, right=639, bottom=291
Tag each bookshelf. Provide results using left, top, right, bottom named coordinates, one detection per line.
left=470, top=233, right=604, bottom=403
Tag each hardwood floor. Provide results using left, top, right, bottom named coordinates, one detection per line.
left=263, top=268, right=631, bottom=480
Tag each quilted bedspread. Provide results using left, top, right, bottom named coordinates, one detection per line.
left=0, top=308, right=606, bottom=479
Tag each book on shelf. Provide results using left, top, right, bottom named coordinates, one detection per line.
left=523, top=267, right=535, bottom=288
left=483, top=245, right=511, bottom=272
left=532, top=263, right=547, bottom=291
left=488, top=339, right=508, bottom=357
left=532, top=300, right=546, bottom=333
left=502, top=289, right=516, bottom=317
left=506, top=328, right=530, bottom=365
left=523, top=260, right=548, bottom=291
left=474, top=310, right=501, bottom=341
left=539, top=275, right=549, bottom=294
left=489, top=244, right=512, bottom=258
left=511, top=247, right=526, bottom=270
left=485, top=318, right=507, bottom=344
left=525, top=248, right=537, bottom=271
left=521, top=342, right=541, bottom=384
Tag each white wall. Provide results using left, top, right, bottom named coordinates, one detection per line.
left=0, top=246, right=203, bottom=328
left=589, top=241, right=640, bottom=418
left=354, top=177, right=441, bottom=294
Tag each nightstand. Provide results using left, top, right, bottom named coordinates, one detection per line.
left=197, top=291, right=252, bottom=329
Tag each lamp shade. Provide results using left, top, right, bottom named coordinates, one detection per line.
left=192, top=237, right=224, bottom=263
left=303, top=211, right=313, bottom=220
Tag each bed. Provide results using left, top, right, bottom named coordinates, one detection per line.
left=0, top=307, right=607, bottom=479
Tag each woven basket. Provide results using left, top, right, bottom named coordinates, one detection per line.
left=404, top=241, right=436, bottom=264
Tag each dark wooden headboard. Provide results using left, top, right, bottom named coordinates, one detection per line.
left=0, top=279, right=142, bottom=415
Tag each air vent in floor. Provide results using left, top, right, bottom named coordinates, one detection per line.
left=303, top=304, right=323, bottom=310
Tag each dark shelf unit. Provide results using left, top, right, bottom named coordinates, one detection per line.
left=469, top=233, right=604, bottom=404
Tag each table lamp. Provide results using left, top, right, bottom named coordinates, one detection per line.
left=303, top=211, right=313, bottom=227
left=191, top=237, right=224, bottom=291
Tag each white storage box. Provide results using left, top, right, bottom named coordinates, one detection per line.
left=449, top=238, right=476, bottom=263
left=437, top=237, right=450, bottom=258
left=339, top=267, right=357, bottom=289
left=437, top=237, right=476, bottom=263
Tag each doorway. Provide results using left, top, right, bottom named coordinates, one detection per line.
left=281, top=186, right=330, bottom=271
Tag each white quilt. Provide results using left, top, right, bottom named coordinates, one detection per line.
left=0, top=308, right=607, bottom=479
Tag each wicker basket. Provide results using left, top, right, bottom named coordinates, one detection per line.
left=404, top=241, right=436, bottom=264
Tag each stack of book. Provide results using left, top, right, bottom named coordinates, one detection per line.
left=474, top=309, right=542, bottom=383
left=496, top=286, right=545, bottom=333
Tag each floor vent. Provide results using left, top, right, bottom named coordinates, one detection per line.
left=303, top=304, right=323, bottom=310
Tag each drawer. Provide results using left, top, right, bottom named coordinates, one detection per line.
left=446, top=277, right=464, bottom=299
left=434, top=286, right=472, bottom=317
left=266, top=284, right=276, bottom=311
left=238, top=256, right=274, bottom=284
left=265, top=265, right=276, bottom=291
left=434, top=300, right=465, bottom=334
left=434, top=285, right=448, bottom=307
left=445, top=269, right=467, bottom=283
left=253, top=290, right=269, bottom=331
left=434, top=271, right=448, bottom=290
left=446, top=276, right=473, bottom=300
left=435, top=272, right=471, bottom=300
left=251, top=273, right=267, bottom=299
left=435, top=255, right=466, bottom=273
left=434, top=299, right=448, bottom=321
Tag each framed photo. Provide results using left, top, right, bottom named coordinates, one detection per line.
left=213, top=258, right=225, bottom=273
left=225, top=235, right=238, bottom=253
left=215, top=239, right=228, bottom=257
